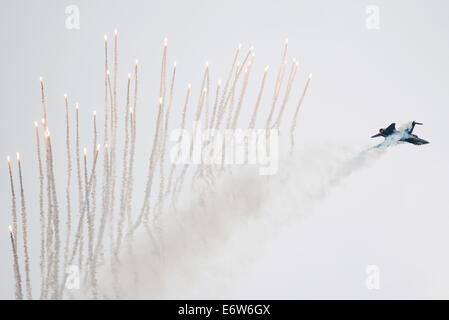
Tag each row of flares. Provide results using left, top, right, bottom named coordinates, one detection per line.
left=6, top=31, right=311, bottom=299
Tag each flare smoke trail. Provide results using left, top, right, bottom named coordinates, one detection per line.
left=173, top=87, right=207, bottom=201
left=9, top=227, right=23, bottom=300
left=94, top=145, right=109, bottom=266
left=272, top=59, right=298, bottom=130
left=133, top=39, right=167, bottom=233
left=209, top=80, right=221, bottom=130
left=7, top=160, right=22, bottom=300
left=83, top=148, right=98, bottom=299
left=17, top=154, right=32, bottom=300
left=109, top=32, right=119, bottom=258
left=214, top=45, right=240, bottom=131
left=74, top=104, right=84, bottom=271
left=106, top=71, right=116, bottom=267
left=155, top=62, right=177, bottom=219
left=165, top=85, right=191, bottom=199
left=63, top=95, right=72, bottom=274
left=204, top=63, right=210, bottom=130
left=152, top=41, right=169, bottom=222
left=231, top=55, right=254, bottom=129
left=113, top=30, right=118, bottom=144
left=290, top=74, right=312, bottom=153
left=265, top=40, right=288, bottom=128
left=101, top=35, right=110, bottom=263
left=220, top=53, right=254, bottom=173
left=7, top=157, right=18, bottom=248
left=125, top=60, right=138, bottom=232
left=226, top=65, right=238, bottom=130
left=127, top=108, right=135, bottom=227
left=216, top=47, right=253, bottom=133
left=8, top=37, right=319, bottom=300
left=34, top=122, right=46, bottom=298
left=62, top=146, right=99, bottom=298
left=43, top=126, right=54, bottom=299
left=91, top=111, right=97, bottom=238
left=249, top=66, right=269, bottom=129
left=47, top=134, right=61, bottom=299
left=132, top=97, right=164, bottom=234
left=116, top=76, right=132, bottom=256
left=40, top=77, right=47, bottom=124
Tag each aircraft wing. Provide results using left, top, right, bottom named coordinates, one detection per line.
left=404, top=136, right=429, bottom=145
left=384, top=123, right=396, bottom=135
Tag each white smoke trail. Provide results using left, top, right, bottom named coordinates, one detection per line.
left=7, top=161, right=22, bottom=300
left=209, top=80, right=221, bottom=130
left=40, top=77, right=47, bottom=125
left=155, top=62, right=177, bottom=219
left=231, top=55, right=254, bottom=130
left=204, top=63, right=210, bottom=130
left=116, top=76, right=131, bottom=256
left=63, top=95, right=72, bottom=277
left=9, top=227, right=23, bottom=300
left=94, top=145, right=110, bottom=266
left=74, top=105, right=84, bottom=272
left=290, top=74, right=312, bottom=153
left=43, top=127, right=54, bottom=299
left=109, top=32, right=119, bottom=254
left=91, top=111, right=97, bottom=236
left=271, top=59, right=298, bottom=130
left=98, top=36, right=110, bottom=283
left=129, top=39, right=168, bottom=237
left=89, top=142, right=389, bottom=299
left=34, top=122, right=46, bottom=299
left=83, top=148, right=98, bottom=299
left=17, top=154, right=32, bottom=300
left=265, top=40, right=288, bottom=128
left=214, top=45, right=241, bottom=131
left=7, top=158, right=18, bottom=253
left=131, top=97, right=164, bottom=234
left=165, top=85, right=191, bottom=199
left=173, top=87, right=207, bottom=203
left=47, top=134, right=61, bottom=299
left=125, top=60, right=139, bottom=233
left=62, top=148, right=99, bottom=298
left=226, top=65, right=238, bottom=130
left=107, top=69, right=117, bottom=263
left=248, top=66, right=269, bottom=129
left=127, top=109, right=135, bottom=228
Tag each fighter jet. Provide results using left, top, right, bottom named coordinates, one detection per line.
left=371, top=121, right=429, bottom=145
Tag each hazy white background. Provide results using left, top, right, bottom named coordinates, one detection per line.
left=1, top=0, right=448, bottom=299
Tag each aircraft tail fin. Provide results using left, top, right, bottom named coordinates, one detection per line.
left=409, top=121, right=423, bottom=134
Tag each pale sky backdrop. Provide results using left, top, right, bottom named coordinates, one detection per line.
left=1, top=0, right=448, bottom=299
